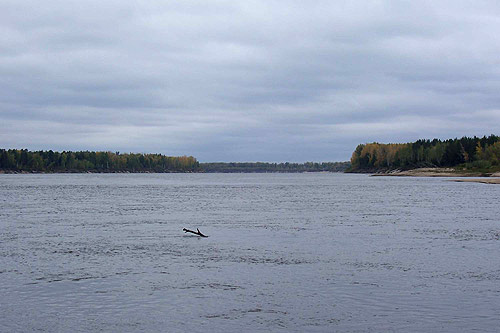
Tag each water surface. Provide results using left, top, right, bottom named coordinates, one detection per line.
left=1, top=173, right=499, bottom=332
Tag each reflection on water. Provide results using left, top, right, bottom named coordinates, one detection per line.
left=1, top=173, right=499, bottom=332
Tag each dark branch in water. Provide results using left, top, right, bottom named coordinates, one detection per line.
left=183, top=228, right=208, bottom=237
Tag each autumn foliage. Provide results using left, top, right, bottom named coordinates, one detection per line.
left=0, top=150, right=199, bottom=173
left=349, top=135, right=500, bottom=171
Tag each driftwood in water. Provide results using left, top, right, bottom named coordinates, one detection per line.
left=183, top=228, right=208, bottom=237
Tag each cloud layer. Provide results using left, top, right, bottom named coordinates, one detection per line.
left=1, top=0, right=500, bottom=161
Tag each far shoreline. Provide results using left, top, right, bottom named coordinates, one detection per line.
left=2, top=168, right=499, bottom=184
left=451, top=178, right=500, bottom=184
left=365, top=167, right=500, bottom=184
left=368, top=167, right=500, bottom=178
left=0, top=170, right=346, bottom=175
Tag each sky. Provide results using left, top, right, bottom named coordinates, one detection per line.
left=1, top=1, right=500, bottom=162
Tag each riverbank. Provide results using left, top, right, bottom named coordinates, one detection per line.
left=368, top=167, right=500, bottom=184
left=0, top=170, right=197, bottom=174
left=452, top=178, right=500, bottom=184
left=371, top=168, right=500, bottom=178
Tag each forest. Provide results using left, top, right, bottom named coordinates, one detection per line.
left=349, top=135, right=500, bottom=172
left=0, top=150, right=200, bottom=173
left=200, top=161, right=350, bottom=173
left=0, top=149, right=350, bottom=173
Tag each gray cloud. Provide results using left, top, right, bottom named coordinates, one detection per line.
left=1, top=0, right=500, bottom=161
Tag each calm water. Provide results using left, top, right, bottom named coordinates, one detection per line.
left=1, top=173, right=499, bottom=332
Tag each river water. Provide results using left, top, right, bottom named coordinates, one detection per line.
left=1, top=173, right=499, bottom=332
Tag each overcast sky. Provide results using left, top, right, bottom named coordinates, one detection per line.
left=1, top=1, right=500, bottom=162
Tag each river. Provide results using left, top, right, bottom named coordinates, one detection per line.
left=1, top=173, right=499, bottom=332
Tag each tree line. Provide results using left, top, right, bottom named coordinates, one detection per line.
left=200, top=161, right=350, bottom=173
left=0, top=149, right=351, bottom=173
left=349, top=135, right=500, bottom=172
left=0, top=149, right=200, bottom=173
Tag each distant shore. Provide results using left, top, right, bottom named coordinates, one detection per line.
left=370, top=168, right=500, bottom=177
left=369, top=167, right=500, bottom=184
left=0, top=170, right=194, bottom=174
left=451, top=178, right=500, bottom=184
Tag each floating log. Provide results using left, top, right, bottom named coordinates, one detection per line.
left=183, top=228, right=208, bottom=237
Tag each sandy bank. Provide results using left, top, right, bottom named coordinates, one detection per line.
left=370, top=168, right=500, bottom=183
left=452, top=178, right=500, bottom=184
left=371, top=168, right=479, bottom=177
